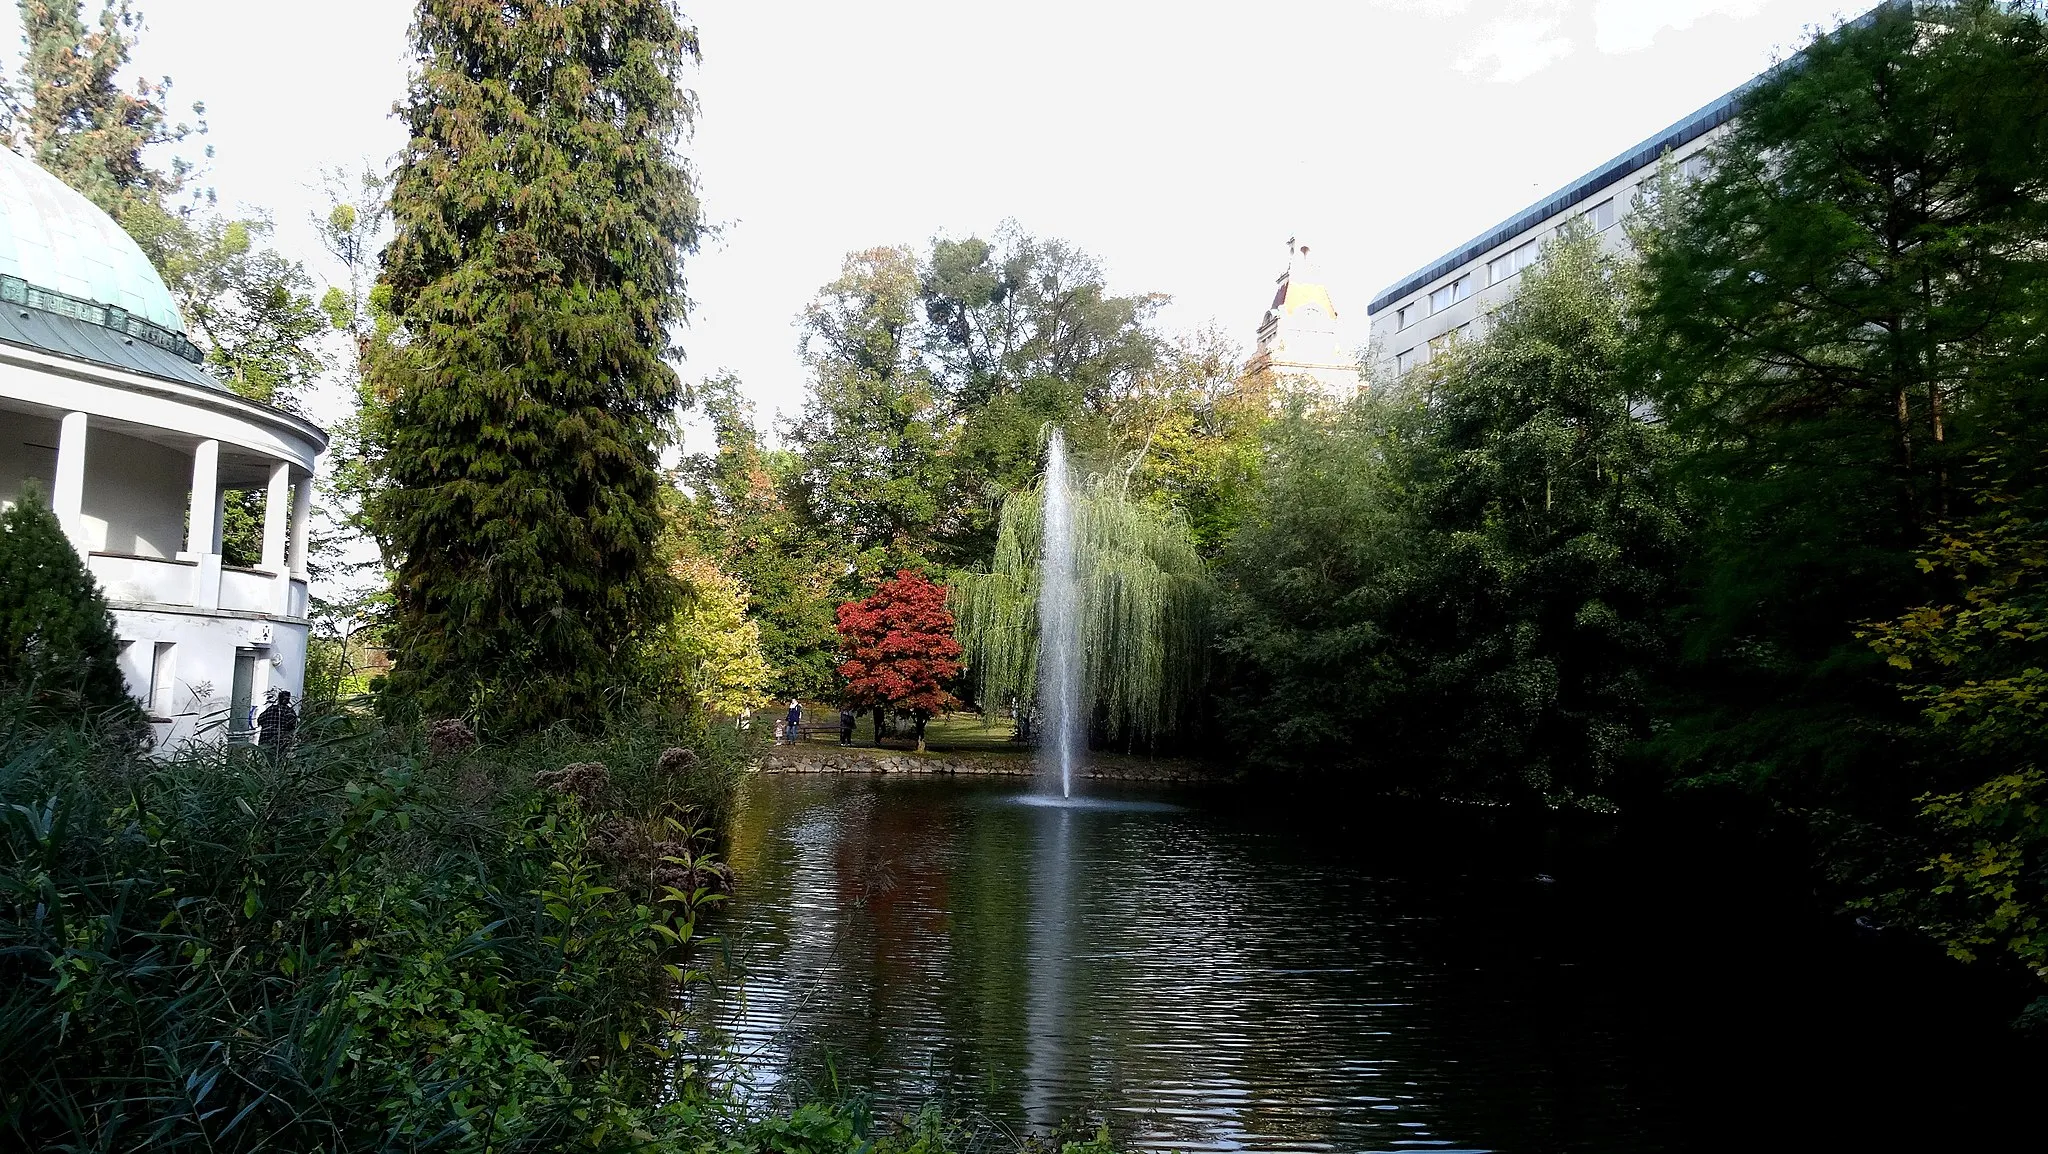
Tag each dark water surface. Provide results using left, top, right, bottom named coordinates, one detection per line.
left=697, top=772, right=2038, bottom=1153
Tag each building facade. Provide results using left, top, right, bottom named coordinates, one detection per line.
left=1365, top=4, right=1898, bottom=377
left=0, top=148, right=327, bottom=747
left=1365, top=94, right=1725, bottom=379
left=1250, top=238, right=1360, bottom=398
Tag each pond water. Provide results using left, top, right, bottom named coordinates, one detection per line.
left=697, top=772, right=2038, bottom=1153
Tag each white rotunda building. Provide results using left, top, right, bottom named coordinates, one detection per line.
left=0, top=149, right=327, bottom=747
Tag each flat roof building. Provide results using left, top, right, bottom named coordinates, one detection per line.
left=1364, top=3, right=1893, bottom=379
left=1365, top=91, right=1728, bottom=380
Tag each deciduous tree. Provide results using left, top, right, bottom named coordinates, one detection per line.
left=836, top=570, right=962, bottom=751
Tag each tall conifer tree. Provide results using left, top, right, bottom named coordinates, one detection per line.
left=372, top=0, right=703, bottom=730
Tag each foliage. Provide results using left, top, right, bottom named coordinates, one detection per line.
left=170, top=213, right=329, bottom=412
left=369, top=0, right=704, bottom=732
left=919, top=225, right=1164, bottom=561
left=1212, top=391, right=1425, bottom=778
left=837, top=571, right=964, bottom=734
left=1219, top=229, right=1685, bottom=804
left=9, top=0, right=199, bottom=232
left=1399, top=228, right=1689, bottom=806
left=1633, top=0, right=2048, bottom=816
left=786, top=247, right=954, bottom=578
left=954, top=458, right=1212, bottom=745
left=0, top=484, right=135, bottom=718
left=0, top=698, right=754, bottom=1152
left=1864, top=453, right=2048, bottom=988
left=671, top=375, right=847, bottom=699
left=308, top=164, right=400, bottom=635
left=1113, top=329, right=1271, bottom=556
left=652, top=554, right=774, bottom=718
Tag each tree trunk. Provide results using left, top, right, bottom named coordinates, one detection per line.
left=872, top=706, right=885, bottom=748
left=915, top=715, right=927, bottom=753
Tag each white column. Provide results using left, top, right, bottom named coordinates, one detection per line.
left=185, top=440, right=219, bottom=557
left=263, top=462, right=293, bottom=613
left=184, top=439, right=221, bottom=610
left=262, top=462, right=291, bottom=572
left=288, top=475, right=312, bottom=580
left=53, top=411, right=88, bottom=552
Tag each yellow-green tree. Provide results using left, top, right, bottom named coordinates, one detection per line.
left=1865, top=457, right=2048, bottom=993
left=662, top=555, right=771, bottom=717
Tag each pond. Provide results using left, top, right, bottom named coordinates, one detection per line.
left=696, top=771, right=2039, bottom=1153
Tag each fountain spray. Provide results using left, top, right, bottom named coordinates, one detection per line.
left=1039, top=431, right=1081, bottom=797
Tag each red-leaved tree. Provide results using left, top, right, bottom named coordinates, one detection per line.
left=836, top=570, right=963, bottom=751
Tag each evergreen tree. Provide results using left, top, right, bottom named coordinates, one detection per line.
left=370, top=0, right=703, bottom=731
left=11, top=0, right=197, bottom=232
left=1636, top=0, right=2048, bottom=816
left=0, top=485, right=133, bottom=716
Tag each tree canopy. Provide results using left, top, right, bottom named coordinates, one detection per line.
left=368, top=0, right=703, bottom=731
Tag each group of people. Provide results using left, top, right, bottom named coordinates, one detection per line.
left=771, top=699, right=863, bottom=747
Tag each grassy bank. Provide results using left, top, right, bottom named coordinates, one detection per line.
left=0, top=699, right=1112, bottom=1153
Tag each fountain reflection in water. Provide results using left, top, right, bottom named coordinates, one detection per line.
left=1039, top=431, right=1082, bottom=797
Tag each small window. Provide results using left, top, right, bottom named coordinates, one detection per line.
left=1429, top=330, right=1459, bottom=354
left=148, top=642, right=175, bottom=718
left=1581, top=198, right=1615, bottom=232
left=1395, top=347, right=1419, bottom=375
left=1680, top=152, right=1711, bottom=181
left=229, top=648, right=259, bottom=741
left=1487, top=239, right=1541, bottom=286
left=1396, top=303, right=1417, bottom=330
left=1428, top=276, right=1470, bottom=314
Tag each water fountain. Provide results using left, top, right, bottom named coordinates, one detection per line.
left=1038, top=431, right=1082, bottom=798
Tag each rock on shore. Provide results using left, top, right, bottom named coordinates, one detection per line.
left=759, top=744, right=1226, bottom=783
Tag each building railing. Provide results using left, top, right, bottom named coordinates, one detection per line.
left=89, top=552, right=310, bottom=620
left=0, top=273, right=206, bottom=363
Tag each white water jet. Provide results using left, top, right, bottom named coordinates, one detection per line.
left=1038, top=432, right=1082, bottom=797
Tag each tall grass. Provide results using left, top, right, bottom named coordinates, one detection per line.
left=0, top=698, right=754, bottom=1151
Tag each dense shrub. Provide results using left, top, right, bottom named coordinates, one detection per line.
left=0, top=484, right=136, bottom=719
left=0, top=702, right=751, bottom=1151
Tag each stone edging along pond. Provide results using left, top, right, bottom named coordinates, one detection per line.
left=758, top=744, right=1232, bottom=783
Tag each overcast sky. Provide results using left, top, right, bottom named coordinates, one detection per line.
left=6, top=0, right=1868, bottom=433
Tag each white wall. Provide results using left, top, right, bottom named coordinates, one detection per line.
left=80, top=427, right=189, bottom=557
left=113, top=607, right=309, bottom=748
left=0, top=411, right=60, bottom=508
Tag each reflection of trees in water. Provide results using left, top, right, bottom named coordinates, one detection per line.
left=703, top=777, right=1674, bottom=1151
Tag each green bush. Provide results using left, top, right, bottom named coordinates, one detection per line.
left=0, top=700, right=751, bottom=1151
left=0, top=483, right=135, bottom=719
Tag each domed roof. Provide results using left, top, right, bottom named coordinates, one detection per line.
left=0, top=146, right=187, bottom=334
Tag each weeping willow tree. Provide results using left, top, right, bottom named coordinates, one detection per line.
left=953, top=469, right=1212, bottom=744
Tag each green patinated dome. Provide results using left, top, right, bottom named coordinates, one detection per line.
left=0, top=146, right=187, bottom=334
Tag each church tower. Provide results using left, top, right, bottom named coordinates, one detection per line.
left=1250, top=238, right=1358, bottom=398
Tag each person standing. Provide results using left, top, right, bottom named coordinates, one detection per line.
left=839, top=706, right=856, bottom=746
left=785, top=698, right=802, bottom=745
left=256, top=690, right=298, bottom=760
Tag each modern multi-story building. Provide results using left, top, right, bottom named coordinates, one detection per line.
left=1366, top=4, right=1896, bottom=379
left=1365, top=94, right=1724, bottom=379
left=1249, top=238, right=1360, bottom=397
left=0, top=148, right=327, bottom=747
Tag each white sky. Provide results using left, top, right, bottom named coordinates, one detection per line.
left=6, top=0, right=1868, bottom=435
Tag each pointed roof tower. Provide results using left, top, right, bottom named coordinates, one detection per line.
left=1250, top=237, right=1358, bottom=398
